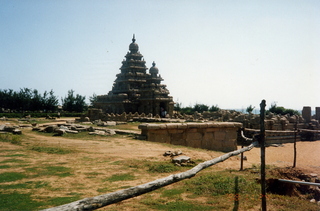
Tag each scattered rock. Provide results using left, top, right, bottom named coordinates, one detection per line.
left=88, top=126, right=95, bottom=132
left=163, top=150, right=182, bottom=157
left=106, top=129, right=116, bottom=135
left=65, top=130, right=78, bottom=134
left=97, top=131, right=106, bottom=135
left=172, top=155, right=194, bottom=166
left=12, top=129, right=22, bottom=135
left=32, top=127, right=41, bottom=131
left=44, top=125, right=58, bottom=133
left=310, top=198, right=316, bottom=203
left=54, top=129, right=66, bottom=135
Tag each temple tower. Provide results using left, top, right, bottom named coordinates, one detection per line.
left=94, top=35, right=174, bottom=117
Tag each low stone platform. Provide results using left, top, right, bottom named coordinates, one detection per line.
left=138, top=122, right=242, bottom=152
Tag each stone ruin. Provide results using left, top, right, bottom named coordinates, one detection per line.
left=84, top=106, right=320, bottom=130
left=93, top=35, right=174, bottom=118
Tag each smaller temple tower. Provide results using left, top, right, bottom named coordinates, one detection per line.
left=94, top=35, right=174, bottom=117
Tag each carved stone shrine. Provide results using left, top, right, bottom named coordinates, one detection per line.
left=94, top=35, right=174, bottom=117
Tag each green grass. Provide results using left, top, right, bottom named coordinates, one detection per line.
left=5, top=153, right=27, bottom=157
left=26, top=166, right=73, bottom=178
left=141, top=197, right=213, bottom=211
left=46, top=196, right=82, bottom=206
left=28, top=146, right=73, bottom=154
left=184, top=172, right=259, bottom=197
left=0, top=172, right=28, bottom=183
left=153, top=200, right=213, bottom=211
left=0, top=165, right=11, bottom=169
left=147, top=162, right=181, bottom=173
left=0, top=158, right=27, bottom=164
left=161, top=188, right=185, bottom=198
left=0, top=192, right=46, bottom=211
left=0, top=133, right=22, bottom=145
left=0, top=181, right=50, bottom=189
left=104, top=173, right=135, bottom=182
left=0, top=191, right=82, bottom=211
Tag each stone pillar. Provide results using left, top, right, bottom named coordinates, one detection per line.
left=302, top=106, right=312, bottom=123
left=316, top=107, right=320, bottom=122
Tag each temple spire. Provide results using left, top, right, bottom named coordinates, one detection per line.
left=132, top=34, right=136, bottom=43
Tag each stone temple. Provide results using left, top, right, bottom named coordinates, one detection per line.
left=94, top=35, right=174, bottom=117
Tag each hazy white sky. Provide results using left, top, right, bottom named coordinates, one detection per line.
left=1, top=0, right=319, bottom=110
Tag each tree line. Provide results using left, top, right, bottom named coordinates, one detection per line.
left=174, top=102, right=299, bottom=116
left=1, top=88, right=299, bottom=115
left=0, top=88, right=89, bottom=113
left=174, top=103, right=220, bottom=115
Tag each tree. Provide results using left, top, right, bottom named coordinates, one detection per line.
left=267, top=103, right=299, bottom=116
left=193, top=104, right=209, bottom=113
left=246, top=105, right=255, bottom=114
left=174, top=102, right=182, bottom=112
left=61, top=90, right=87, bottom=112
left=43, top=90, right=59, bottom=112
left=209, top=105, right=220, bottom=112
left=89, top=93, right=98, bottom=106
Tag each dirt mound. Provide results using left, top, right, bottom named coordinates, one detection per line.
left=267, top=167, right=320, bottom=200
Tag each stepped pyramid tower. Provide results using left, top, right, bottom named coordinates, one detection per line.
left=94, top=35, right=174, bottom=117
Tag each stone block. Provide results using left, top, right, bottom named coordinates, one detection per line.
left=187, top=128, right=198, bottom=133
left=225, top=130, right=237, bottom=140
left=302, top=106, right=312, bottom=123
left=202, top=133, right=215, bottom=150
left=186, top=132, right=203, bottom=148
left=171, top=133, right=186, bottom=146
left=166, top=123, right=180, bottom=129
left=149, top=133, right=170, bottom=144
left=214, top=131, right=226, bottom=141
left=168, top=129, right=184, bottom=134
left=206, top=127, right=218, bottom=132
left=177, top=123, right=188, bottom=129
left=187, top=123, right=201, bottom=128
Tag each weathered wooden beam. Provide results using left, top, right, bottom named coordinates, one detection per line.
left=41, top=141, right=259, bottom=211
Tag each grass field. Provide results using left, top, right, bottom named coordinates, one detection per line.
left=0, top=119, right=319, bottom=210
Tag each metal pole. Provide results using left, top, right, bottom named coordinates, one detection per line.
left=260, top=100, right=267, bottom=211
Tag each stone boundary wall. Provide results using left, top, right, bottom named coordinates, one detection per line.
left=138, top=122, right=242, bottom=152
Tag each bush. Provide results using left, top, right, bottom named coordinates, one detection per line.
left=0, top=112, right=84, bottom=118
left=267, top=104, right=299, bottom=116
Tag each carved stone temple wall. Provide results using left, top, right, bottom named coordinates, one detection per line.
left=138, top=122, right=242, bottom=152
left=94, top=35, right=174, bottom=117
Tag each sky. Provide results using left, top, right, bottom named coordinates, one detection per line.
left=0, top=0, right=319, bottom=111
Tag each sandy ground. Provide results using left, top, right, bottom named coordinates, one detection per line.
left=237, top=141, right=320, bottom=175
left=1, top=118, right=319, bottom=176
left=22, top=125, right=320, bottom=176
left=1, top=119, right=320, bottom=211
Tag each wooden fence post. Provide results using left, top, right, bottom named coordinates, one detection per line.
left=260, top=99, right=267, bottom=211
left=293, top=118, right=297, bottom=168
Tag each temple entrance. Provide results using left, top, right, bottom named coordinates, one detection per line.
left=160, top=102, right=167, bottom=118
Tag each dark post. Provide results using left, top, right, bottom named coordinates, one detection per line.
left=259, top=99, right=267, bottom=211
left=240, top=145, right=244, bottom=171
left=293, top=117, right=297, bottom=168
